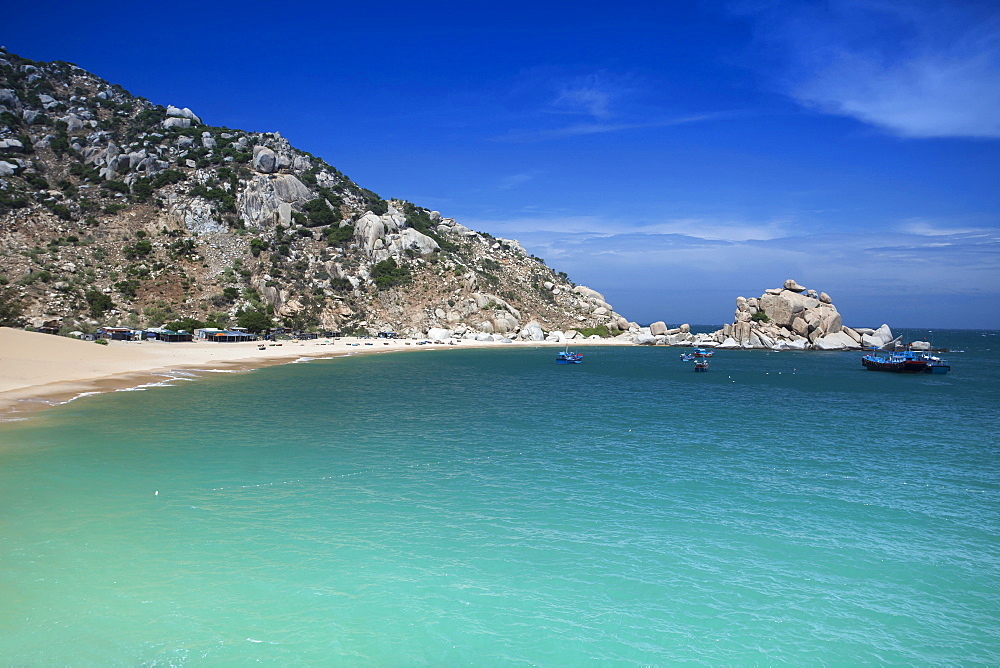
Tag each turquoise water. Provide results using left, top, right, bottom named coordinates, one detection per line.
left=1, top=331, right=998, bottom=664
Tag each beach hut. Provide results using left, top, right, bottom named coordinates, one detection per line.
left=98, top=327, right=136, bottom=341
left=145, top=327, right=193, bottom=342
left=195, top=328, right=257, bottom=343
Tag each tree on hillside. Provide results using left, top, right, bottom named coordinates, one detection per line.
left=236, top=307, right=271, bottom=333
left=0, top=286, right=25, bottom=327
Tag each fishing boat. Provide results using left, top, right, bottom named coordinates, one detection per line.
left=694, top=359, right=710, bottom=372
left=679, top=353, right=695, bottom=362
left=861, top=349, right=950, bottom=374
left=692, top=348, right=713, bottom=357
left=556, top=348, right=583, bottom=364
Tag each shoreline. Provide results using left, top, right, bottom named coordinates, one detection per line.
left=0, top=328, right=627, bottom=420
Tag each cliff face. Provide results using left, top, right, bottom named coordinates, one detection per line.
left=0, top=49, right=630, bottom=339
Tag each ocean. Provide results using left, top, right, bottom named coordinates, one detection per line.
left=1, top=330, right=997, bottom=664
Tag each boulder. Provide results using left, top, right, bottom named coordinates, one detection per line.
left=519, top=321, right=545, bottom=341
left=813, top=331, right=859, bottom=350
left=399, top=228, right=439, bottom=255
left=166, top=105, right=201, bottom=123
left=572, top=285, right=606, bottom=302
left=427, top=327, right=452, bottom=341
left=649, top=321, right=668, bottom=336
left=783, top=279, right=807, bottom=292
left=909, top=340, right=932, bottom=351
left=820, top=310, right=843, bottom=334
left=634, top=333, right=657, bottom=345
left=272, top=174, right=311, bottom=203
left=252, top=146, right=277, bottom=173
left=819, top=291, right=832, bottom=304
left=162, top=117, right=191, bottom=129
left=759, top=290, right=820, bottom=327
left=716, top=337, right=740, bottom=349
left=0, top=89, right=22, bottom=111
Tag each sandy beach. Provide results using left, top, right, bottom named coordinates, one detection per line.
left=0, top=327, right=625, bottom=417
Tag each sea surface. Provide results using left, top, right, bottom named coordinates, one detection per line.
left=1, top=330, right=997, bottom=665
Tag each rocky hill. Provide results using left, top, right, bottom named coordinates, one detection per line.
left=0, top=49, right=634, bottom=340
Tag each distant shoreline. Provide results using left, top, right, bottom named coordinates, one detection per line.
left=0, top=328, right=628, bottom=420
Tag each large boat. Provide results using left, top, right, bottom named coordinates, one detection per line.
left=861, top=349, right=950, bottom=374
left=692, top=348, right=713, bottom=357
left=556, top=349, right=583, bottom=364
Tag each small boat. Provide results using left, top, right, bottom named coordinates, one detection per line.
left=257, top=345, right=266, bottom=350
left=692, top=348, right=713, bottom=357
left=556, top=348, right=583, bottom=364
left=861, top=349, right=950, bottom=374
left=679, top=353, right=695, bottom=362
left=694, top=359, right=710, bottom=372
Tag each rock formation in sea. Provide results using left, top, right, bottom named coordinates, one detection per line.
left=616, top=279, right=898, bottom=350
left=712, top=279, right=894, bottom=350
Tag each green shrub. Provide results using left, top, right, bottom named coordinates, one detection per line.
left=123, top=239, right=153, bottom=259
left=576, top=325, right=612, bottom=338
left=372, top=258, right=411, bottom=289
left=751, top=311, right=770, bottom=323
left=131, top=178, right=153, bottom=202
left=0, top=286, right=25, bottom=327
left=150, top=169, right=186, bottom=188
left=85, top=289, right=114, bottom=318
left=236, top=307, right=271, bottom=333
left=102, top=180, right=130, bottom=194
left=300, top=198, right=340, bottom=227
left=94, top=337, right=109, bottom=345
left=164, top=317, right=205, bottom=333
left=324, top=224, right=354, bottom=246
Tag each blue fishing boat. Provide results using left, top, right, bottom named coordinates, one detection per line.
left=679, top=353, right=695, bottom=362
left=861, top=349, right=950, bottom=374
left=556, top=349, right=583, bottom=364
left=692, top=348, right=713, bottom=357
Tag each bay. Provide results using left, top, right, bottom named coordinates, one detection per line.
left=1, top=330, right=998, bottom=664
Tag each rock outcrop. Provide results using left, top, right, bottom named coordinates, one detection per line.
left=710, top=280, right=890, bottom=350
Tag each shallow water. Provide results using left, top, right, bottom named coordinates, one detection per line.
left=1, top=331, right=997, bottom=664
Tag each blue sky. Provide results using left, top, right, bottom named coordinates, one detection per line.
left=6, top=1, right=999, bottom=328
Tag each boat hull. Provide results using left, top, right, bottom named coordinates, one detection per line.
left=861, top=350, right=950, bottom=374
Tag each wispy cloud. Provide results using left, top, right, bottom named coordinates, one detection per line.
left=740, top=1, right=1000, bottom=138
left=497, top=172, right=537, bottom=190
left=898, top=218, right=998, bottom=237
left=547, top=73, right=628, bottom=119
left=492, top=113, right=727, bottom=142
left=494, top=68, right=733, bottom=142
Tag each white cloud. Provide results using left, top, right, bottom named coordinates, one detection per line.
left=497, top=172, right=536, bottom=190
left=744, top=1, right=1000, bottom=138
left=898, top=218, right=997, bottom=237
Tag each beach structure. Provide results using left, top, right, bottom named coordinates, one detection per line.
left=142, top=328, right=194, bottom=342
left=194, top=328, right=257, bottom=343
left=97, top=327, right=138, bottom=341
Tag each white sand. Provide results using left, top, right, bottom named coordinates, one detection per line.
left=0, top=327, right=624, bottom=416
